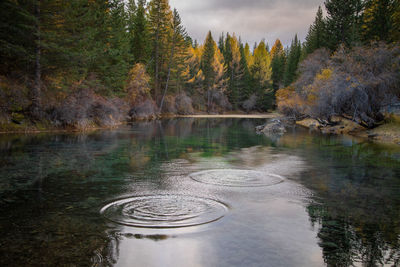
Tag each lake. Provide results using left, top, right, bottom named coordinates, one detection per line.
left=0, top=118, right=399, bottom=266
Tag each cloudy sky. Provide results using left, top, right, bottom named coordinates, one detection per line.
left=169, top=0, right=325, bottom=47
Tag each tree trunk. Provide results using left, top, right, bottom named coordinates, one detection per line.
left=159, top=35, right=176, bottom=113
left=231, top=65, right=235, bottom=109
left=207, top=88, right=211, bottom=113
left=153, top=9, right=161, bottom=101
left=31, top=0, right=42, bottom=119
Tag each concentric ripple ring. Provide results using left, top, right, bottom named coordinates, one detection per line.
left=189, top=169, right=284, bottom=187
left=100, top=195, right=229, bottom=228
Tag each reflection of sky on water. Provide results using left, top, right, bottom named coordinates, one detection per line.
left=116, top=235, right=206, bottom=267
left=108, top=143, right=324, bottom=267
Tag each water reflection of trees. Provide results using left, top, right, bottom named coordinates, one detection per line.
left=280, top=130, right=400, bottom=266
left=308, top=203, right=400, bottom=266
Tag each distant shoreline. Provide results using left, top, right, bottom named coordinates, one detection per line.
left=174, top=114, right=278, bottom=119
left=0, top=114, right=277, bottom=134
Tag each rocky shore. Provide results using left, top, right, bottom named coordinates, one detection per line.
left=257, top=115, right=400, bottom=145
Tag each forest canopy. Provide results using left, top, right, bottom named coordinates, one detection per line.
left=0, top=0, right=399, bottom=129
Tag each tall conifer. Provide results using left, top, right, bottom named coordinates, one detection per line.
left=305, top=6, right=327, bottom=54
left=284, top=34, right=301, bottom=86
left=148, top=0, right=173, bottom=100
left=201, top=31, right=216, bottom=111
left=131, top=0, right=149, bottom=63
left=271, top=39, right=286, bottom=91
left=325, top=0, right=363, bottom=49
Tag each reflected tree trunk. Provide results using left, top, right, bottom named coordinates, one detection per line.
left=31, top=0, right=42, bottom=119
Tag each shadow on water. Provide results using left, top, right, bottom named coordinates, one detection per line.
left=0, top=118, right=399, bottom=266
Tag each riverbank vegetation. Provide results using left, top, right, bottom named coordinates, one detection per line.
left=0, top=0, right=299, bottom=131
left=277, top=0, right=400, bottom=134
left=1, top=0, right=399, bottom=135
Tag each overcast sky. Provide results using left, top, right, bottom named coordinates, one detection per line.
left=168, top=0, right=325, bottom=48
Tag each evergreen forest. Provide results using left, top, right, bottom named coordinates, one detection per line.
left=0, top=0, right=399, bottom=130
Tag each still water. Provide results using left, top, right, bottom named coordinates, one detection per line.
left=0, top=118, right=399, bottom=266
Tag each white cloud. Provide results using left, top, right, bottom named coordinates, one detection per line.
left=169, top=0, right=324, bottom=47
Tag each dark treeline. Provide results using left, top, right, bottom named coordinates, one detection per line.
left=0, top=0, right=399, bottom=129
left=278, top=0, right=400, bottom=128
left=0, top=0, right=306, bottom=129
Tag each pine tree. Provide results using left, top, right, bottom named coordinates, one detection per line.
left=325, top=0, right=363, bottom=49
left=62, top=0, right=112, bottom=87
left=170, top=35, right=190, bottom=95
left=160, top=8, right=188, bottom=111
left=0, top=0, right=67, bottom=115
left=57, top=0, right=132, bottom=94
left=103, top=0, right=131, bottom=94
left=283, top=34, right=302, bottom=86
left=201, top=31, right=216, bottom=111
left=238, top=43, right=253, bottom=102
left=56, top=0, right=128, bottom=95
left=148, top=0, right=173, bottom=100
left=250, top=41, right=272, bottom=109
left=131, top=0, right=149, bottom=63
left=270, top=39, right=286, bottom=91
left=244, top=43, right=253, bottom=67
left=305, top=6, right=327, bottom=54
left=127, top=0, right=136, bottom=37
left=225, top=34, right=243, bottom=109
left=218, top=33, right=225, bottom=55
left=0, top=0, right=36, bottom=74
left=362, top=0, right=393, bottom=42
left=223, top=33, right=232, bottom=72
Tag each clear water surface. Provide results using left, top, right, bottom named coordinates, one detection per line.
left=0, top=118, right=399, bottom=267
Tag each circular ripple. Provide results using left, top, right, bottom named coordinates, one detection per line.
left=100, top=195, right=229, bottom=228
left=189, top=169, right=284, bottom=187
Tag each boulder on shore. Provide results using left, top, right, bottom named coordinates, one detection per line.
left=296, top=117, right=365, bottom=135
left=129, top=99, right=159, bottom=121
left=175, top=93, right=194, bottom=115
left=50, top=88, right=125, bottom=130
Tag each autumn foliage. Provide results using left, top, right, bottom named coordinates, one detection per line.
left=276, top=43, right=400, bottom=128
left=125, top=63, right=151, bottom=106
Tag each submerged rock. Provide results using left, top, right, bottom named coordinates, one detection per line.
left=256, top=118, right=287, bottom=136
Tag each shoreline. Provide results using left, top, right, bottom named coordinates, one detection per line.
left=175, top=114, right=278, bottom=119
left=2, top=114, right=398, bottom=146
left=0, top=113, right=278, bottom=135
left=294, top=117, right=400, bottom=146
